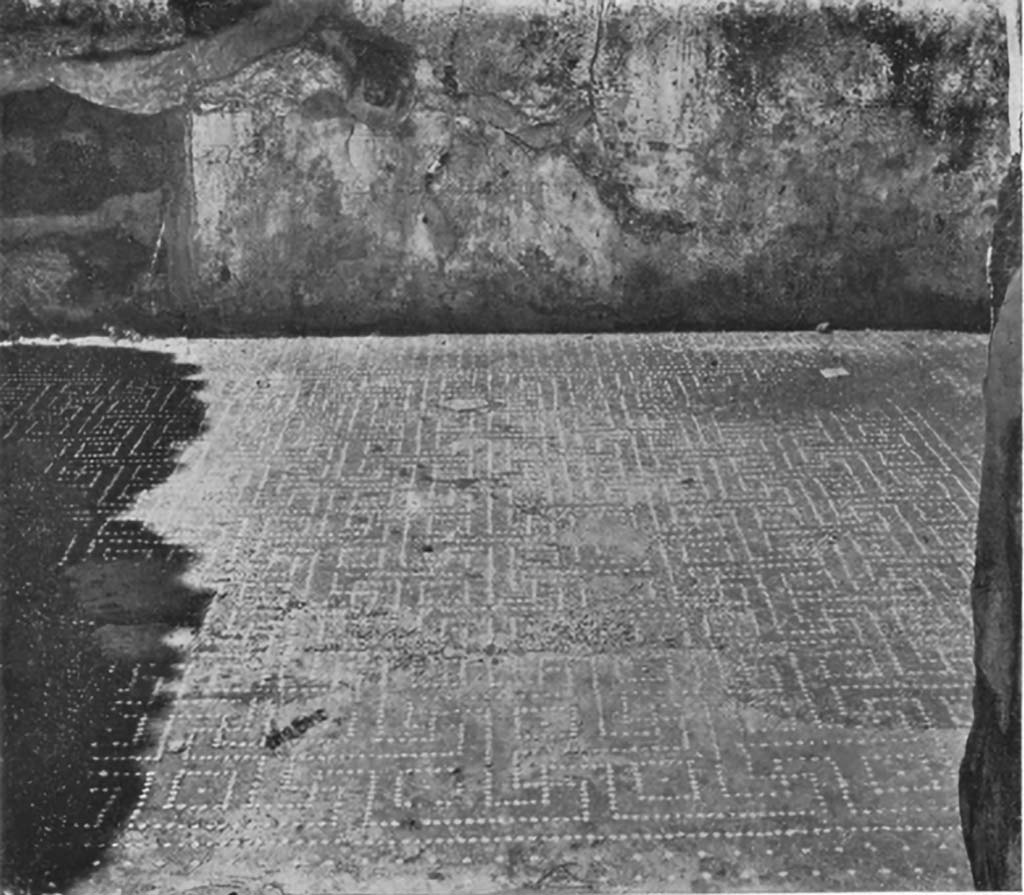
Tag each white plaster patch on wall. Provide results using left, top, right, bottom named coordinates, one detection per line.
left=532, top=154, right=617, bottom=287
left=407, top=215, right=441, bottom=266
left=345, top=123, right=382, bottom=184
left=190, top=107, right=257, bottom=280
left=450, top=152, right=617, bottom=287
left=604, top=15, right=720, bottom=212
left=261, top=192, right=297, bottom=243
left=1006, top=0, right=1021, bottom=153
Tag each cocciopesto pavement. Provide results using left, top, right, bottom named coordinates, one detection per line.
left=5, top=331, right=989, bottom=893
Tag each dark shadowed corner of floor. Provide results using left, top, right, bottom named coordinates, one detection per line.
left=0, top=344, right=214, bottom=894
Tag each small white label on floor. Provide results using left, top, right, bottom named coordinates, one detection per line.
left=820, top=366, right=850, bottom=379
left=440, top=397, right=491, bottom=412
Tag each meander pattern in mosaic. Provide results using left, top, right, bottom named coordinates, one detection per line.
left=2, top=333, right=985, bottom=888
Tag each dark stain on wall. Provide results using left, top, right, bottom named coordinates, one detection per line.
left=1, top=87, right=181, bottom=334
left=824, top=2, right=1008, bottom=172
left=710, top=1, right=811, bottom=112
left=299, top=89, right=350, bottom=120
left=839, top=3, right=948, bottom=120
left=585, top=169, right=697, bottom=241
left=310, top=14, right=417, bottom=112
left=706, top=1, right=1005, bottom=171
left=168, top=0, right=270, bottom=36
left=0, top=87, right=174, bottom=215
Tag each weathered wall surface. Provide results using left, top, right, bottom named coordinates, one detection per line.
left=0, top=0, right=1012, bottom=334
left=0, top=89, right=183, bottom=333
left=185, top=0, right=1012, bottom=333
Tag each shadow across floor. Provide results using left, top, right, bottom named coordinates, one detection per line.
left=0, top=344, right=214, bottom=894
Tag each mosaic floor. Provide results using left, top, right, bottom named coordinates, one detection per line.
left=1, top=332, right=987, bottom=893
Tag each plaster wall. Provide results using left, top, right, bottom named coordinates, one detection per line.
left=0, top=0, right=1012, bottom=333
left=182, top=0, right=1008, bottom=332
left=0, top=88, right=181, bottom=332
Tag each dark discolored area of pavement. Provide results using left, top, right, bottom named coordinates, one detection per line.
left=0, top=345, right=212, bottom=894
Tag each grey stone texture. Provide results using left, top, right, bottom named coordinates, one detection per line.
left=1, top=330, right=991, bottom=892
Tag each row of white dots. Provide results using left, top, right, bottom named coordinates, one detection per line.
left=141, top=820, right=956, bottom=850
